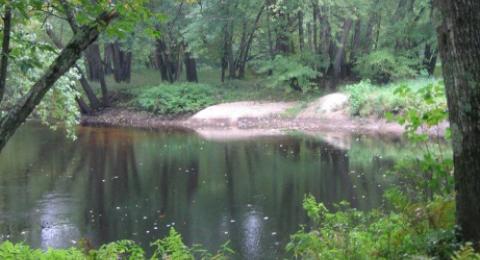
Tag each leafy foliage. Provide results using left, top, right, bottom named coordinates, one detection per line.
left=287, top=194, right=462, bottom=259
left=256, top=55, right=319, bottom=92
left=152, top=228, right=234, bottom=260
left=344, top=79, right=446, bottom=118
left=0, top=228, right=233, bottom=259
left=1, top=24, right=81, bottom=139
left=354, top=49, right=419, bottom=83
left=129, top=83, right=216, bottom=115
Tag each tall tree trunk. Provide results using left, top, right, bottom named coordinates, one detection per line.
left=104, top=45, right=114, bottom=75
left=110, top=41, right=132, bottom=82
left=155, top=39, right=171, bottom=82
left=221, top=22, right=230, bottom=82
left=312, top=4, right=319, bottom=53
left=307, top=22, right=313, bottom=51
left=333, top=19, right=353, bottom=85
left=374, top=14, right=382, bottom=50
left=109, top=41, right=132, bottom=83
left=85, top=43, right=109, bottom=105
left=0, top=4, right=12, bottom=104
left=363, top=16, right=376, bottom=52
left=350, top=19, right=362, bottom=62
left=436, top=0, right=480, bottom=247
left=184, top=51, right=198, bottom=83
left=235, top=20, right=248, bottom=76
left=236, top=5, right=265, bottom=79
left=266, top=13, right=275, bottom=76
left=319, top=5, right=332, bottom=65
left=227, top=22, right=235, bottom=79
left=298, top=10, right=305, bottom=51
left=84, top=43, right=104, bottom=81
left=0, top=11, right=118, bottom=152
left=423, top=44, right=437, bottom=76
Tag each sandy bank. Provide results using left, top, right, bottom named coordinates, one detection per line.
left=81, top=93, right=448, bottom=139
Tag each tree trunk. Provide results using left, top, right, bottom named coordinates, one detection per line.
left=333, top=19, right=353, bottom=84
left=0, top=11, right=118, bottom=152
left=104, top=45, right=114, bottom=75
left=298, top=10, right=304, bottom=51
left=307, top=22, right=313, bottom=51
left=236, top=5, right=265, bottom=79
left=423, top=44, right=437, bottom=76
left=109, top=41, right=132, bottom=83
left=266, top=13, right=275, bottom=76
left=312, top=4, right=319, bottom=53
left=84, top=43, right=104, bottom=81
left=227, top=22, right=235, bottom=79
left=350, top=19, right=362, bottom=62
left=436, top=0, right=480, bottom=247
left=0, top=4, right=12, bottom=104
left=45, top=26, right=102, bottom=111
left=184, top=51, right=198, bottom=83
left=155, top=39, right=170, bottom=82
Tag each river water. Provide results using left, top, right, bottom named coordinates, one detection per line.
left=0, top=123, right=409, bottom=259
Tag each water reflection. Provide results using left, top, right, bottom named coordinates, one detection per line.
left=0, top=124, right=407, bottom=259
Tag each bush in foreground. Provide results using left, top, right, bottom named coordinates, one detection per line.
left=287, top=194, right=480, bottom=260
left=0, top=228, right=233, bottom=260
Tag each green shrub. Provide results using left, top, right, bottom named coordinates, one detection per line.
left=256, top=55, right=319, bottom=92
left=0, top=228, right=233, bottom=259
left=344, top=80, right=376, bottom=116
left=344, top=79, right=446, bottom=118
left=286, top=193, right=462, bottom=260
left=129, top=83, right=217, bottom=115
left=354, top=49, right=418, bottom=83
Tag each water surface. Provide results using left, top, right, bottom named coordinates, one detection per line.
left=0, top=124, right=407, bottom=259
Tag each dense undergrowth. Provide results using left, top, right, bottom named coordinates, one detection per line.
left=0, top=228, right=233, bottom=259
left=344, top=79, right=446, bottom=118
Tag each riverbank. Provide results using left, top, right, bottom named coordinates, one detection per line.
left=81, top=92, right=448, bottom=138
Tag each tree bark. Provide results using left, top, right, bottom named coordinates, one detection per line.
left=84, top=43, right=104, bottom=81
left=155, top=39, right=171, bottom=82
left=298, top=10, right=304, bottom=51
left=45, top=26, right=101, bottom=111
left=184, top=51, right=198, bottom=83
left=333, top=19, right=353, bottom=84
left=436, top=0, right=480, bottom=247
left=0, top=11, right=118, bottom=152
left=423, top=44, right=437, bottom=76
left=0, top=4, right=12, bottom=104
left=236, top=5, right=264, bottom=79
left=307, top=22, right=313, bottom=51
left=312, top=4, right=319, bottom=53
left=109, top=41, right=132, bottom=83
left=61, top=1, right=109, bottom=106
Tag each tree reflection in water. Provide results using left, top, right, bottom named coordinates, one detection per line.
left=0, top=123, right=407, bottom=258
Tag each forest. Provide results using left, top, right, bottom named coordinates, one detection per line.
left=0, top=0, right=479, bottom=259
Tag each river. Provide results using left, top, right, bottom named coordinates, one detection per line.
left=0, top=123, right=411, bottom=259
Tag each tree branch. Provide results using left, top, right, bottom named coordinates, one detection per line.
left=0, top=11, right=118, bottom=152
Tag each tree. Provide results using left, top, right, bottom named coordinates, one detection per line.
left=0, top=11, right=118, bottom=151
left=0, top=4, right=11, bottom=104
left=0, top=0, right=154, bottom=152
left=436, top=0, right=480, bottom=246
